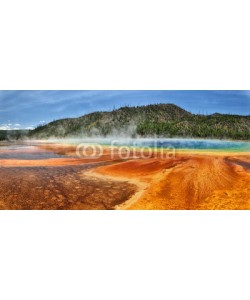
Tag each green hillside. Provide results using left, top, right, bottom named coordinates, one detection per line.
left=29, top=104, right=250, bottom=140
left=0, top=130, right=29, bottom=141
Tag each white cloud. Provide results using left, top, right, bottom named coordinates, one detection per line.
left=0, top=123, right=22, bottom=130
left=0, top=124, right=12, bottom=130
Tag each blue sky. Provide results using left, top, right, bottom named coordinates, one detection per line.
left=0, top=90, right=249, bottom=129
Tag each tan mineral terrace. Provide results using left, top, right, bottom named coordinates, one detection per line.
left=0, top=142, right=249, bottom=209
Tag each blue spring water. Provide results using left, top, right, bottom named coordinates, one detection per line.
left=130, top=138, right=250, bottom=151
left=66, top=138, right=250, bottom=152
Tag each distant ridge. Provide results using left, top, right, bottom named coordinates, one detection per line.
left=0, top=130, right=29, bottom=141
left=29, top=103, right=250, bottom=140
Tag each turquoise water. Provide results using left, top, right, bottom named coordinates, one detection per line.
left=127, top=138, right=250, bottom=152
left=58, top=138, right=250, bottom=152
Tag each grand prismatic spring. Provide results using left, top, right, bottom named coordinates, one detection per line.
left=0, top=138, right=249, bottom=210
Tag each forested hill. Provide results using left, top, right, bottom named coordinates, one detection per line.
left=0, top=130, right=29, bottom=141
left=29, top=104, right=250, bottom=140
